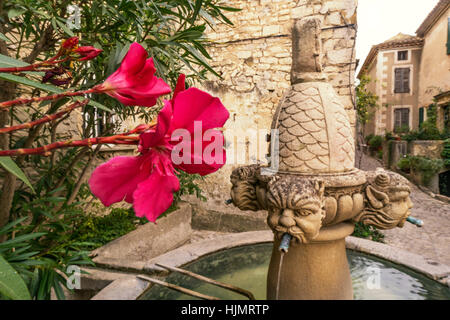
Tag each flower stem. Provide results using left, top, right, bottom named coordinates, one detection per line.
left=0, top=123, right=155, bottom=157
left=0, top=136, right=139, bottom=157
left=0, top=99, right=89, bottom=134
left=0, top=54, right=66, bottom=73
left=0, top=88, right=98, bottom=110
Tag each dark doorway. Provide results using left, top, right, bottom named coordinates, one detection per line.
left=439, top=170, right=450, bottom=197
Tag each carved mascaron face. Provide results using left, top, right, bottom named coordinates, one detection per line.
left=266, top=177, right=325, bottom=243
left=358, top=169, right=413, bottom=229
left=230, top=165, right=266, bottom=211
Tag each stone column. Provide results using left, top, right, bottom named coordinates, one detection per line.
left=267, top=223, right=354, bottom=300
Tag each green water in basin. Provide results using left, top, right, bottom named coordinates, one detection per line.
left=140, top=243, right=450, bottom=300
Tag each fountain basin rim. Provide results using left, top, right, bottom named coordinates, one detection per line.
left=259, top=168, right=367, bottom=187
left=91, top=230, right=450, bottom=300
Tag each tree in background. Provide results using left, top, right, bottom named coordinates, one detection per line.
left=355, top=75, right=379, bottom=166
left=355, top=75, right=379, bottom=131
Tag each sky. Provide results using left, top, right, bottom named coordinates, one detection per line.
left=355, top=0, right=440, bottom=75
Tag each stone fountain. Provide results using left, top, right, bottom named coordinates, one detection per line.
left=230, top=18, right=414, bottom=300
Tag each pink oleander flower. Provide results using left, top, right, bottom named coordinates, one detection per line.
left=95, top=42, right=171, bottom=107
left=61, top=37, right=79, bottom=51
left=75, top=46, right=103, bottom=61
left=89, top=75, right=229, bottom=222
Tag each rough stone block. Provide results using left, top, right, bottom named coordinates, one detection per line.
left=91, top=277, right=149, bottom=300
left=327, top=48, right=353, bottom=64
left=292, top=6, right=313, bottom=19
left=326, top=11, right=342, bottom=26
left=92, top=202, right=192, bottom=266
left=262, top=25, right=281, bottom=36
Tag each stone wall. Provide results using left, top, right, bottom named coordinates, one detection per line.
left=383, top=139, right=447, bottom=195
left=418, top=6, right=450, bottom=108
left=196, top=0, right=358, bottom=203
left=410, top=140, right=445, bottom=159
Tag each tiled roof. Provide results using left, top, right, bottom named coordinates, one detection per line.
left=357, top=33, right=424, bottom=78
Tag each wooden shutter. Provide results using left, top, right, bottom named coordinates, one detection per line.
left=394, top=68, right=410, bottom=93
left=394, top=109, right=402, bottom=130
left=403, top=68, right=410, bottom=92
left=395, top=69, right=402, bottom=93
left=401, top=108, right=409, bottom=127
left=419, top=107, right=424, bottom=127
left=447, top=17, right=450, bottom=55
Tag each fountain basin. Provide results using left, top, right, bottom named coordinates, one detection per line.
left=91, top=231, right=450, bottom=300
left=140, top=243, right=450, bottom=300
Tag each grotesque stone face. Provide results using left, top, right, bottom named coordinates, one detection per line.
left=355, top=169, right=413, bottom=229
left=230, top=165, right=267, bottom=211
left=266, top=176, right=325, bottom=243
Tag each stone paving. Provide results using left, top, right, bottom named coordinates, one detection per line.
left=356, top=151, right=450, bottom=266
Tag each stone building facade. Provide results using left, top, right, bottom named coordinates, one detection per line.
left=416, top=0, right=450, bottom=132
left=357, top=34, right=424, bottom=136
left=196, top=0, right=358, bottom=203
left=358, top=0, right=450, bottom=136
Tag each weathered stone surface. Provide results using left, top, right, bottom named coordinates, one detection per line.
left=92, top=203, right=192, bottom=266
left=189, top=193, right=269, bottom=233
left=91, top=277, right=149, bottom=300
left=358, top=151, right=450, bottom=267
left=410, top=140, right=444, bottom=159
left=171, top=0, right=359, bottom=205
left=273, top=82, right=355, bottom=173
left=327, top=48, right=354, bottom=64
left=291, top=17, right=323, bottom=81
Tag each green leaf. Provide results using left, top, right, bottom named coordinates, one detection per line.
left=0, top=157, right=35, bottom=192
left=0, top=53, right=43, bottom=75
left=0, top=33, right=10, bottom=43
left=0, top=254, right=31, bottom=300
left=53, top=275, right=65, bottom=300
left=0, top=232, right=46, bottom=248
left=0, top=217, right=27, bottom=236
left=0, top=73, right=63, bottom=93
left=0, top=53, right=29, bottom=68
left=84, top=99, right=113, bottom=113
left=55, top=18, right=75, bottom=37
left=7, top=9, right=26, bottom=19
left=0, top=73, right=112, bottom=112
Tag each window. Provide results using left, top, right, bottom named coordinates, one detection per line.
left=394, top=68, right=410, bottom=93
left=397, top=50, right=408, bottom=61
left=394, top=108, right=410, bottom=132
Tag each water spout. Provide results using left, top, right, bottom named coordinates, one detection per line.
left=406, top=216, right=424, bottom=227
left=279, top=233, right=292, bottom=253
